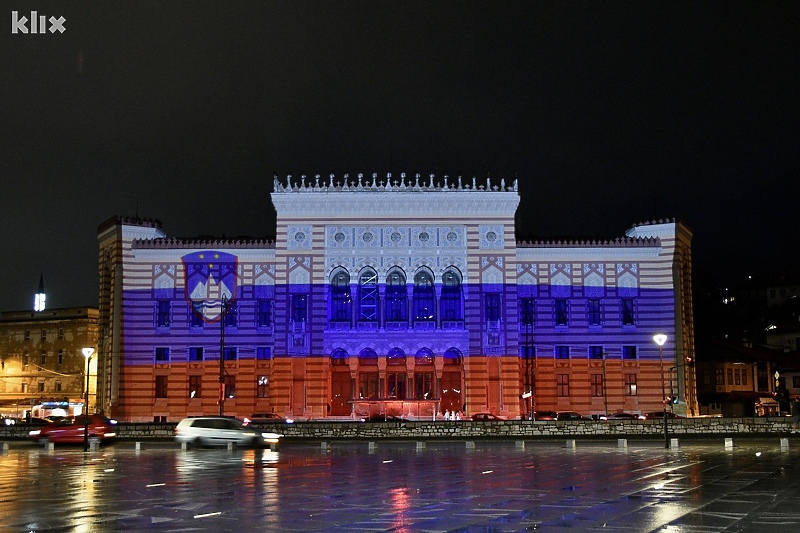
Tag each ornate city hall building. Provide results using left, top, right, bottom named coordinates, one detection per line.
left=97, top=174, right=696, bottom=422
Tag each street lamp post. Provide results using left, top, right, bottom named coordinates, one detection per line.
left=653, top=334, right=668, bottom=449
left=82, top=347, right=95, bottom=452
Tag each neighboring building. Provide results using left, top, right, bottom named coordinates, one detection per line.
left=0, top=307, right=99, bottom=419
left=97, top=174, right=696, bottom=422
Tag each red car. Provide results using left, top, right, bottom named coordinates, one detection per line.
left=29, top=414, right=117, bottom=444
left=471, top=413, right=504, bottom=421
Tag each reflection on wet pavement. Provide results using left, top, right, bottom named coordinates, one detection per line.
left=1, top=439, right=800, bottom=532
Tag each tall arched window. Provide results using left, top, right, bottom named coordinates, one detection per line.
left=413, top=270, right=435, bottom=325
left=440, top=269, right=463, bottom=323
left=385, top=269, right=407, bottom=322
left=387, top=347, right=406, bottom=366
left=443, top=347, right=463, bottom=366
left=330, top=269, right=351, bottom=323
left=358, top=269, right=378, bottom=322
left=331, top=348, right=348, bottom=366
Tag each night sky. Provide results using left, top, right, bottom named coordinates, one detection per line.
left=2, top=1, right=798, bottom=311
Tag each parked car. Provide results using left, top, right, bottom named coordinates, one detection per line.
left=29, top=414, right=117, bottom=444
left=556, top=411, right=592, bottom=421
left=361, top=413, right=401, bottom=422
left=533, top=411, right=558, bottom=421
left=243, top=413, right=293, bottom=425
left=641, top=411, right=685, bottom=420
left=471, top=412, right=504, bottom=421
left=600, top=412, right=640, bottom=421
left=175, top=416, right=282, bottom=447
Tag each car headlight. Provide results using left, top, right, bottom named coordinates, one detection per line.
left=243, top=432, right=256, bottom=437
left=29, top=430, right=41, bottom=436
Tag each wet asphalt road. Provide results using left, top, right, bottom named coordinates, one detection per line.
left=2, top=438, right=800, bottom=532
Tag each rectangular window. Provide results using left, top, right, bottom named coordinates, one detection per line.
left=359, top=373, right=380, bottom=399
left=589, top=346, right=604, bottom=359
left=485, top=293, right=501, bottom=345
left=257, top=375, right=269, bottom=398
left=40, top=351, right=46, bottom=365
left=555, top=346, right=570, bottom=359
left=38, top=382, right=45, bottom=393
left=742, top=369, right=748, bottom=386
left=256, top=347, right=271, bottom=360
left=622, top=346, right=637, bottom=360
left=794, top=376, right=800, bottom=388
left=590, top=374, right=603, bottom=397
left=155, top=375, right=168, bottom=398
left=520, top=298, right=535, bottom=327
left=625, top=374, right=638, bottom=396
left=224, top=375, right=236, bottom=398
left=55, top=380, right=62, bottom=392
left=621, top=299, right=635, bottom=325
left=23, top=351, right=29, bottom=367
left=556, top=374, right=569, bottom=397
left=190, top=303, right=204, bottom=328
left=727, top=368, right=733, bottom=385
left=224, top=301, right=238, bottom=327
left=57, top=349, right=63, bottom=365
left=292, top=294, right=307, bottom=323
left=155, top=347, right=170, bottom=362
left=24, top=330, right=30, bottom=341
left=189, top=375, right=202, bottom=398
left=22, top=383, right=28, bottom=393
left=189, top=347, right=203, bottom=361
left=735, top=369, right=741, bottom=385
left=716, top=369, right=725, bottom=385
left=58, top=328, right=64, bottom=340
left=587, top=299, right=601, bottom=326
left=414, top=372, right=434, bottom=399
left=555, top=299, right=568, bottom=326
left=257, top=300, right=273, bottom=327
left=224, top=347, right=237, bottom=361
left=41, top=329, right=47, bottom=340
left=156, top=300, right=171, bottom=327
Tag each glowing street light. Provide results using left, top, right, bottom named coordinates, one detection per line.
left=652, top=334, right=668, bottom=449
left=82, top=347, right=95, bottom=452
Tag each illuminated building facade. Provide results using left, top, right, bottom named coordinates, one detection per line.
left=0, top=307, right=99, bottom=419
left=97, top=174, right=696, bottom=422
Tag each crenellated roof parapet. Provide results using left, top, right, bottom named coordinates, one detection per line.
left=97, top=215, right=162, bottom=234
left=132, top=237, right=275, bottom=250
left=517, top=236, right=661, bottom=248
left=272, top=173, right=518, bottom=193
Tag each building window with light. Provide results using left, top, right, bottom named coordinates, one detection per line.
left=257, top=376, right=269, bottom=398
left=189, top=375, right=201, bottom=398
left=55, top=380, right=62, bottom=392
left=156, top=301, right=171, bottom=328
left=557, top=374, right=569, bottom=397
left=413, top=270, right=435, bottom=326
left=625, top=374, right=637, bottom=396
left=742, top=369, right=748, bottom=386
left=591, top=374, right=603, bottom=397
left=727, top=368, right=733, bottom=385
left=385, top=270, right=407, bottom=323
left=555, top=299, right=568, bottom=326
left=155, top=375, right=168, bottom=398
left=58, top=328, right=64, bottom=340
left=155, top=347, right=170, bottom=362
left=22, top=351, right=29, bottom=367
left=330, top=269, right=352, bottom=323
left=24, top=330, right=30, bottom=341
left=41, top=329, right=47, bottom=340
left=40, top=351, right=46, bottom=365
left=38, top=382, right=45, bottom=393
left=716, top=369, right=724, bottom=385
left=224, top=301, right=238, bottom=328
left=621, top=299, right=635, bottom=325
left=57, top=349, right=63, bottom=365
left=441, top=269, right=463, bottom=323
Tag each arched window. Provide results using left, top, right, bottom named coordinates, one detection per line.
left=358, top=269, right=378, bottom=322
left=387, top=347, right=406, bottom=366
left=413, top=270, right=435, bottom=324
left=331, top=348, right=348, bottom=366
left=359, top=347, right=378, bottom=364
left=330, top=269, right=351, bottom=322
left=415, top=347, right=434, bottom=366
left=443, top=347, right=463, bottom=366
left=440, top=269, right=463, bottom=322
left=385, top=269, right=407, bottom=322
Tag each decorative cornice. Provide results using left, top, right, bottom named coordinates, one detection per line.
left=517, top=237, right=660, bottom=248
left=132, top=237, right=275, bottom=250
left=272, top=173, right=518, bottom=194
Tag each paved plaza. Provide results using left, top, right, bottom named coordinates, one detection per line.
left=1, top=438, right=800, bottom=532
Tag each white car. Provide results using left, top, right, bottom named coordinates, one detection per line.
left=174, top=416, right=282, bottom=447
